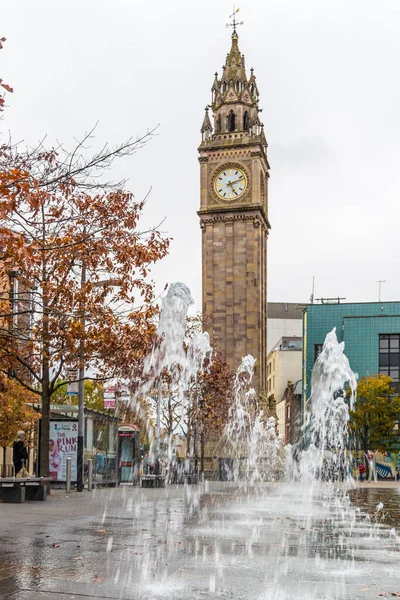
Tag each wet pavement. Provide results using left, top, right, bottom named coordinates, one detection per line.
left=0, top=482, right=399, bottom=599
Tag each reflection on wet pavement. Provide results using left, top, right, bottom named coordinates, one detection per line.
left=349, top=486, right=400, bottom=527
left=0, top=483, right=399, bottom=599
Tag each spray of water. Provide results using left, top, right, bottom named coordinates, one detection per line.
left=221, top=355, right=288, bottom=483
left=139, top=284, right=358, bottom=491
left=136, top=283, right=212, bottom=466
left=299, top=328, right=358, bottom=484
left=130, top=291, right=397, bottom=600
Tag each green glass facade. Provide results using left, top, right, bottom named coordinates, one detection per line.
left=302, top=302, right=400, bottom=410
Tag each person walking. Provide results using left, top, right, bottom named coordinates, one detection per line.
left=358, top=462, right=366, bottom=482
left=13, top=431, right=28, bottom=476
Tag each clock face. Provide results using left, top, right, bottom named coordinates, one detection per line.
left=214, top=167, right=247, bottom=200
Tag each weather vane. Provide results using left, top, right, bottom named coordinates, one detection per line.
left=226, top=6, right=244, bottom=32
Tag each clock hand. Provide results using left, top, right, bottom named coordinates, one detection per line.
left=230, top=177, right=245, bottom=185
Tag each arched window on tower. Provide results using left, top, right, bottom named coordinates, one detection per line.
left=243, top=111, right=249, bottom=131
left=228, top=111, right=235, bottom=132
left=215, top=114, right=221, bottom=134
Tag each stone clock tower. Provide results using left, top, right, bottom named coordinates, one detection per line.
left=198, top=28, right=270, bottom=396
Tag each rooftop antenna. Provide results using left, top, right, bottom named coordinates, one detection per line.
left=310, top=276, right=315, bottom=304
left=226, top=6, right=244, bottom=32
left=377, top=280, right=386, bottom=302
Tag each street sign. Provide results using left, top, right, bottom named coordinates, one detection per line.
left=66, top=368, right=79, bottom=396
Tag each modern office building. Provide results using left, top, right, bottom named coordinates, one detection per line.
left=302, top=301, right=400, bottom=411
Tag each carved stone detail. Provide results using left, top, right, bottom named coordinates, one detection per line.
left=199, top=211, right=268, bottom=229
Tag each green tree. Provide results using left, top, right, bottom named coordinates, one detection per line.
left=349, top=374, right=400, bottom=456
left=50, top=379, right=105, bottom=412
left=82, top=380, right=105, bottom=411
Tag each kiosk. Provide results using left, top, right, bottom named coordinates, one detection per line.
left=117, top=425, right=140, bottom=484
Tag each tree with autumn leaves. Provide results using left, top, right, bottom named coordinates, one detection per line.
left=349, top=374, right=400, bottom=457
left=195, top=353, right=235, bottom=473
left=142, top=313, right=235, bottom=474
left=0, top=377, right=39, bottom=475
left=184, top=315, right=235, bottom=473
left=0, top=38, right=169, bottom=477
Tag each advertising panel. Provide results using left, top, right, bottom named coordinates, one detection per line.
left=66, top=367, right=79, bottom=396
left=119, top=382, right=130, bottom=404
left=103, top=381, right=116, bottom=409
left=49, top=420, right=78, bottom=482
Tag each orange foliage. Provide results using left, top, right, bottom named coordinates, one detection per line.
left=0, top=37, right=169, bottom=476
left=0, top=38, right=13, bottom=113
left=0, top=378, right=39, bottom=448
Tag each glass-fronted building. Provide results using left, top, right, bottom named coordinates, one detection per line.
left=302, top=301, right=400, bottom=412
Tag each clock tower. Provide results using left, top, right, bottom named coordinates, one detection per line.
left=198, top=28, right=270, bottom=396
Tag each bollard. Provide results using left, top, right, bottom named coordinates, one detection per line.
left=66, top=457, right=72, bottom=494
left=88, top=459, right=93, bottom=492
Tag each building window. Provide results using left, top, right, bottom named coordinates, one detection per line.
left=243, top=111, right=249, bottom=130
left=228, top=111, right=235, bottom=132
left=314, top=344, right=323, bottom=362
left=379, top=334, right=400, bottom=393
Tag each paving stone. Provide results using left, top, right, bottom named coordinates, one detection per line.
left=0, top=482, right=399, bottom=599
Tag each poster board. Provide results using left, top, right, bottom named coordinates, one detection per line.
left=49, top=420, right=78, bottom=482
left=103, top=381, right=116, bottom=409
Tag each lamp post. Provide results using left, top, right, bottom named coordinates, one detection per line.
left=9, top=270, right=19, bottom=330
left=156, top=380, right=161, bottom=473
left=76, top=262, right=86, bottom=492
left=76, top=274, right=119, bottom=492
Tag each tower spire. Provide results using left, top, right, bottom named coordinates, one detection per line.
left=198, top=15, right=271, bottom=405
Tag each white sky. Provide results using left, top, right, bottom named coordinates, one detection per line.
left=2, top=0, right=400, bottom=311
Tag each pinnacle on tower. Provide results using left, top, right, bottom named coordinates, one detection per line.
left=200, top=107, right=213, bottom=131
left=205, top=29, right=264, bottom=139
left=200, top=107, right=213, bottom=141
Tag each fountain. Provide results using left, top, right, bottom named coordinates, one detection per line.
left=131, top=291, right=400, bottom=599
left=217, top=354, right=287, bottom=483
left=139, top=283, right=212, bottom=476
left=2, top=284, right=399, bottom=600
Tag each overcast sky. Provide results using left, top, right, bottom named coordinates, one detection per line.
left=2, top=0, right=400, bottom=310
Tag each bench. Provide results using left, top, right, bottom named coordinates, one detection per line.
left=0, top=477, right=51, bottom=503
left=141, top=474, right=165, bottom=488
